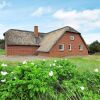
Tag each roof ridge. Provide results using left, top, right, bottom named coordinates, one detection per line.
left=8, top=29, right=46, bottom=34
left=9, top=29, right=33, bottom=33
left=47, top=26, right=80, bottom=34
left=47, top=26, right=69, bottom=33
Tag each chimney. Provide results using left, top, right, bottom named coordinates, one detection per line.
left=34, top=26, right=39, bottom=37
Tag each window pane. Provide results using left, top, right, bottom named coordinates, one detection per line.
left=68, top=44, right=72, bottom=51
left=59, top=45, right=62, bottom=49
left=79, top=45, right=83, bottom=50
left=59, top=44, right=64, bottom=51
left=70, top=36, right=74, bottom=40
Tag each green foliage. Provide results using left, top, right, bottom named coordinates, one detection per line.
left=89, top=40, right=100, bottom=53
left=0, top=59, right=100, bottom=100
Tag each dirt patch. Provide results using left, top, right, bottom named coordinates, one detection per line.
left=0, top=55, right=49, bottom=62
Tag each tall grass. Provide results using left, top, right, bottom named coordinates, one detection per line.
left=68, top=56, right=100, bottom=72
left=0, top=49, right=5, bottom=55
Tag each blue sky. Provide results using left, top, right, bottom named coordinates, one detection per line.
left=0, top=0, right=100, bottom=44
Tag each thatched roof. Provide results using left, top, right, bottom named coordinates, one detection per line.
left=4, top=29, right=47, bottom=46
left=4, top=26, right=86, bottom=52
left=37, top=26, right=80, bottom=52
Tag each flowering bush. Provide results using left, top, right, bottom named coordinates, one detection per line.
left=0, top=59, right=100, bottom=100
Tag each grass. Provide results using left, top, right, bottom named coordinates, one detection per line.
left=0, top=50, right=99, bottom=72
left=0, top=49, right=5, bottom=55
left=68, top=55, right=100, bottom=72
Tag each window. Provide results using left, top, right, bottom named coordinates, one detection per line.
left=79, top=45, right=83, bottom=51
left=68, top=44, right=72, bottom=51
left=70, top=35, right=75, bottom=40
left=59, top=44, right=64, bottom=51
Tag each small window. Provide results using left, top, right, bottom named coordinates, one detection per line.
left=79, top=45, right=83, bottom=51
left=59, top=44, right=64, bottom=51
left=68, top=44, right=72, bottom=51
left=70, top=35, right=75, bottom=40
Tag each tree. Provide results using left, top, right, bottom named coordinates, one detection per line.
left=89, top=40, right=100, bottom=53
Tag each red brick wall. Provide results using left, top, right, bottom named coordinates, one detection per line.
left=6, top=45, right=38, bottom=56
left=38, top=32, right=88, bottom=57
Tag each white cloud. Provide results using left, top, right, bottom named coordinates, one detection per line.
left=53, top=9, right=100, bottom=31
left=32, top=7, right=52, bottom=17
left=52, top=9, right=100, bottom=44
left=0, top=0, right=10, bottom=10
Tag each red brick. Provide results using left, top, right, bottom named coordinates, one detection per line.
left=6, top=45, right=38, bottom=56
left=38, top=32, right=88, bottom=57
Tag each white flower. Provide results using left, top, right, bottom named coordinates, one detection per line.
left=94, top=68, right=99, bottom=72
left=52, top=63, right=56, bottom=66
left=1, top=79, right=6, bottom=82
left=31, top=62, right=35, bottom=65
left=50, top=64, right=52, bottom=67
left=1, top=63, right=7, bottom=67
left=1, top=71, right=8, bottom=76
left=58, top=65, right=62, bottom=68
left=23, top=61, right=27, bottom=64
left=14, top=77, right=17, bottom=79
left=43, top=59, right=46, bottom=61
left=80, top=86, right=85, bottom=90
left=54, top=60, right=57, bottom=63
left=49, top=71, right=53, bottom=77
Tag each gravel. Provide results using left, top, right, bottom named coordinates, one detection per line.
left=0, top=55, right=49, bottom=62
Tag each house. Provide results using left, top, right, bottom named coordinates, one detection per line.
left=4, top=26, right=88, bottom=57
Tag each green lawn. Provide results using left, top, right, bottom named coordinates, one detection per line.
left=0, top=49, right=5, bottom=55
left=68, top=55, right=100, bottom=72
left=0, top=53, right=100, bottom=72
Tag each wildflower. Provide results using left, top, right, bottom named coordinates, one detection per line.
left=58, top=65, right=62, bottom=68
left=23, top=61, right=27, bottom=64
left=1, top=79, right=6, bottom=82
left=80, top=86, right=85, bottom=90
left=31, top=62, right=35, bottom=65
left=50, top=64, right=52, bottom=67
left=43, top=59, right=46, bottom=61
left=54, top=60, right=57, bottom=63
left=94, top=68, right=99, bottom=72
left=1, top=63, right=7, bottom=67
left=49, top=71, right=53, bottom=77
left=14, top=77, right=17, bottom=79
left=1, top=71, right=8, bottom=76
left=52, top=63, right=56, bottom=66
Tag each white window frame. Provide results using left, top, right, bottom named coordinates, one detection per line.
left=70, top=35, right=75, bottom=40
left=79, top=44, right=83, bottom=51
left=68, top=44, right=72, bottom=51
left=59, top=44, right=64, bottom=51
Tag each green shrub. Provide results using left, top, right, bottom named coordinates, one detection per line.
left=0, top=59, right=100, bottom=100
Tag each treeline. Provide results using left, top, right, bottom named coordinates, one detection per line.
left=88, top=40, right=100, bottom=54
left=0, top=39, right=5, bottom=49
